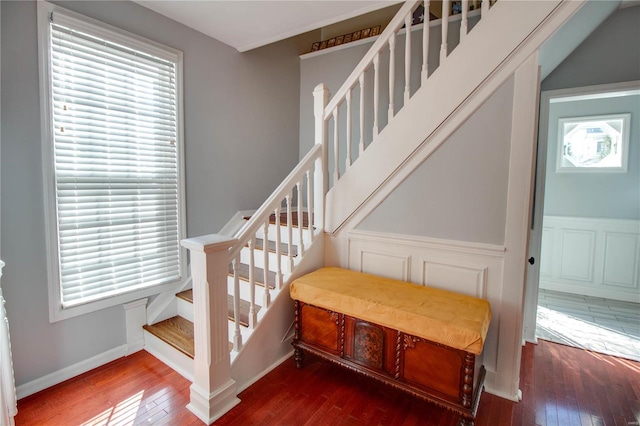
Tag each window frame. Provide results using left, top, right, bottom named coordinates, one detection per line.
left=37, top=2, right=187, bottom=322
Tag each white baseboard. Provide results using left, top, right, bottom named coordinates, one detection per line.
left=236, top=350, right=293, bottom=394
left=16, top=344, right=127, bottom=400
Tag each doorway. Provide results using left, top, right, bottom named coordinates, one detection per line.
left=524, top=80, right=640, bottom=362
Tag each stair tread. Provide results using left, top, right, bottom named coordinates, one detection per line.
left=243, top=211, right=311, bottom=228
left=228, top=263, right=276, bottom=289
left=176, top=289, right=192, bottom=303
left=145, top=316, right=235, bottom=357
left=228, top=294, right=261, bottom=327
left=143, top=316, right=194, bottom=359
left=252, top=237, right=298, bottom=257
left=176, top=289, right=260, bottom=328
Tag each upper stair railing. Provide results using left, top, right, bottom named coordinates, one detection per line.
left=315, top=0, right=493, bottom=188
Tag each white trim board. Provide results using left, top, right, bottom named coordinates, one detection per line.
left=16, top=345, right=127, bottom=400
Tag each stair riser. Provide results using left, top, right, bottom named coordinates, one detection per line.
left=256, top=224, right=311, bottom=246
left=239, top=246, right=292, bottom=274
left=177, top=296, right=194, bottom=322
left=227, top=275, right=280, bottom=304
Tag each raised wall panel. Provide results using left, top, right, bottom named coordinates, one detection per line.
left=360, top=251, right=410, bottom=281
left=559, top=229, right=595, bottom=282
left=422, top=262, right=488, bottom=298
left=539, top=216, right=640, bottom=303
left=602, top=232, right=639, bottom=288
left=540, top=228, right=554, bottom=277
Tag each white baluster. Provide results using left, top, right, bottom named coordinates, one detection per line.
left=262, top=222, right=270, bottom=309
left=440, top=0, right=450, bottom=63
left=274, top=206, right=283, bottom=288
left=459, top=1, right=468, bottom=42
left=422, top=0, right=431, bottom=84
left=313, top=83, right=329, bottom=195
left=388, top=32, right=396, bottom=122
left=248, top=237, right=257, bottom=328
left=297, top=181, right=304, bottom=256
left=481, top=0, right=489, bottom=17
left=306, top=169, right=314, bottom=243
left=373, top=52, right=380, bottom=136
left=346, top=90, right=352, bottom=170
left=332, top=108, right=339, bottom=183
left=286, top=193, right=294, bottom=272
left=232, top=256, right=242, bottom=350
left=404, top=12, right=412, bottom=104
left=358, top=73, right=365, bottom=155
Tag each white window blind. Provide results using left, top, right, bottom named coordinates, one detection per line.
left=48, top=13, right=183, bottom=308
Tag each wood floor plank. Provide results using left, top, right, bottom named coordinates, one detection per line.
left=14, top=340, right=640, bottom=426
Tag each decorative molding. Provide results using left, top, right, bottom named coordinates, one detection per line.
left=349, top=230, right=506, bottom=256
left=16, top=345, right=127, bottom=400
left=359, top=251, right=411, bottom=282
left=540, top=215, right=640, bottom=303
left=559, top=229, right=595, bottom=282
left=422, top=262, right=488, bottom=299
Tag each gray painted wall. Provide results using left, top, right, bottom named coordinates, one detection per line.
left=542, top=5, right=640, bottom=91
left=544, top=94, right=640, bottom=220
left=357, top=77, right=514, bottom=245
left=540, top=5, right=640, bottom=220
left=1, top=0, right=302, bottom=387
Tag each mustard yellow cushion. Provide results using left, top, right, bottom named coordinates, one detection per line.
left=290, top=267, right=491, bottom=355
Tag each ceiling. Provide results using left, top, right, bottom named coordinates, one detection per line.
left=132, top=1, right=402, bottom=52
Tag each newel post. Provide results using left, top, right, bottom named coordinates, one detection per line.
left=181, top=234, right=239, bottom=425
left=313, top=83, right=330, bottom=231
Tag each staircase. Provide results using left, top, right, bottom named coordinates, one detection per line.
left=140, top=0, right=590, bottom=424
left=142, top=208, right=313, bottom=380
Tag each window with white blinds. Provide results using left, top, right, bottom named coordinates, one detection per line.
left=41, top=6, right=185, bottom=312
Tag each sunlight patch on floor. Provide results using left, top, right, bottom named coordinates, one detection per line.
left=537, top=306, right=640, bottom=363
left=82, top=390, right=144, bottom=426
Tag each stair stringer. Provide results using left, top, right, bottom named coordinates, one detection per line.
left=324, top=0, right=585, bottom=238
left=229, top=234, right=324, bottom=393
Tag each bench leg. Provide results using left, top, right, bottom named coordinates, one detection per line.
left=294, top=347, right=304, bottom=368
left=457, top=415, right=474, bottom=426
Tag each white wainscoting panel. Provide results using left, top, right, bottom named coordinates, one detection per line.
left=422, top=262, right=488, bottom=299
left=559, top=229, right=595, bottom=282
left=347, top=230, right=505, bottom=388
left=540, top=216, right=640, bottom=303
left=359, top=251, right=411, bottom=282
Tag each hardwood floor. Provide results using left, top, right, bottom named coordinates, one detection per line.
left=15, top=340, right=640, bottom=425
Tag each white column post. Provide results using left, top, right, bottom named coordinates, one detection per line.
left=181, top=235, right=239, bottom=425
left=313, top=83, right=329, bottom=232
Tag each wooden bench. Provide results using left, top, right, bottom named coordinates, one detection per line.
left=290, top=267, right=492, bottom=426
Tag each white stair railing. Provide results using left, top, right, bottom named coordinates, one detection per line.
left=227, top=143, right=324, bottom=352
left=317, top=0, right=492, bottom=189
